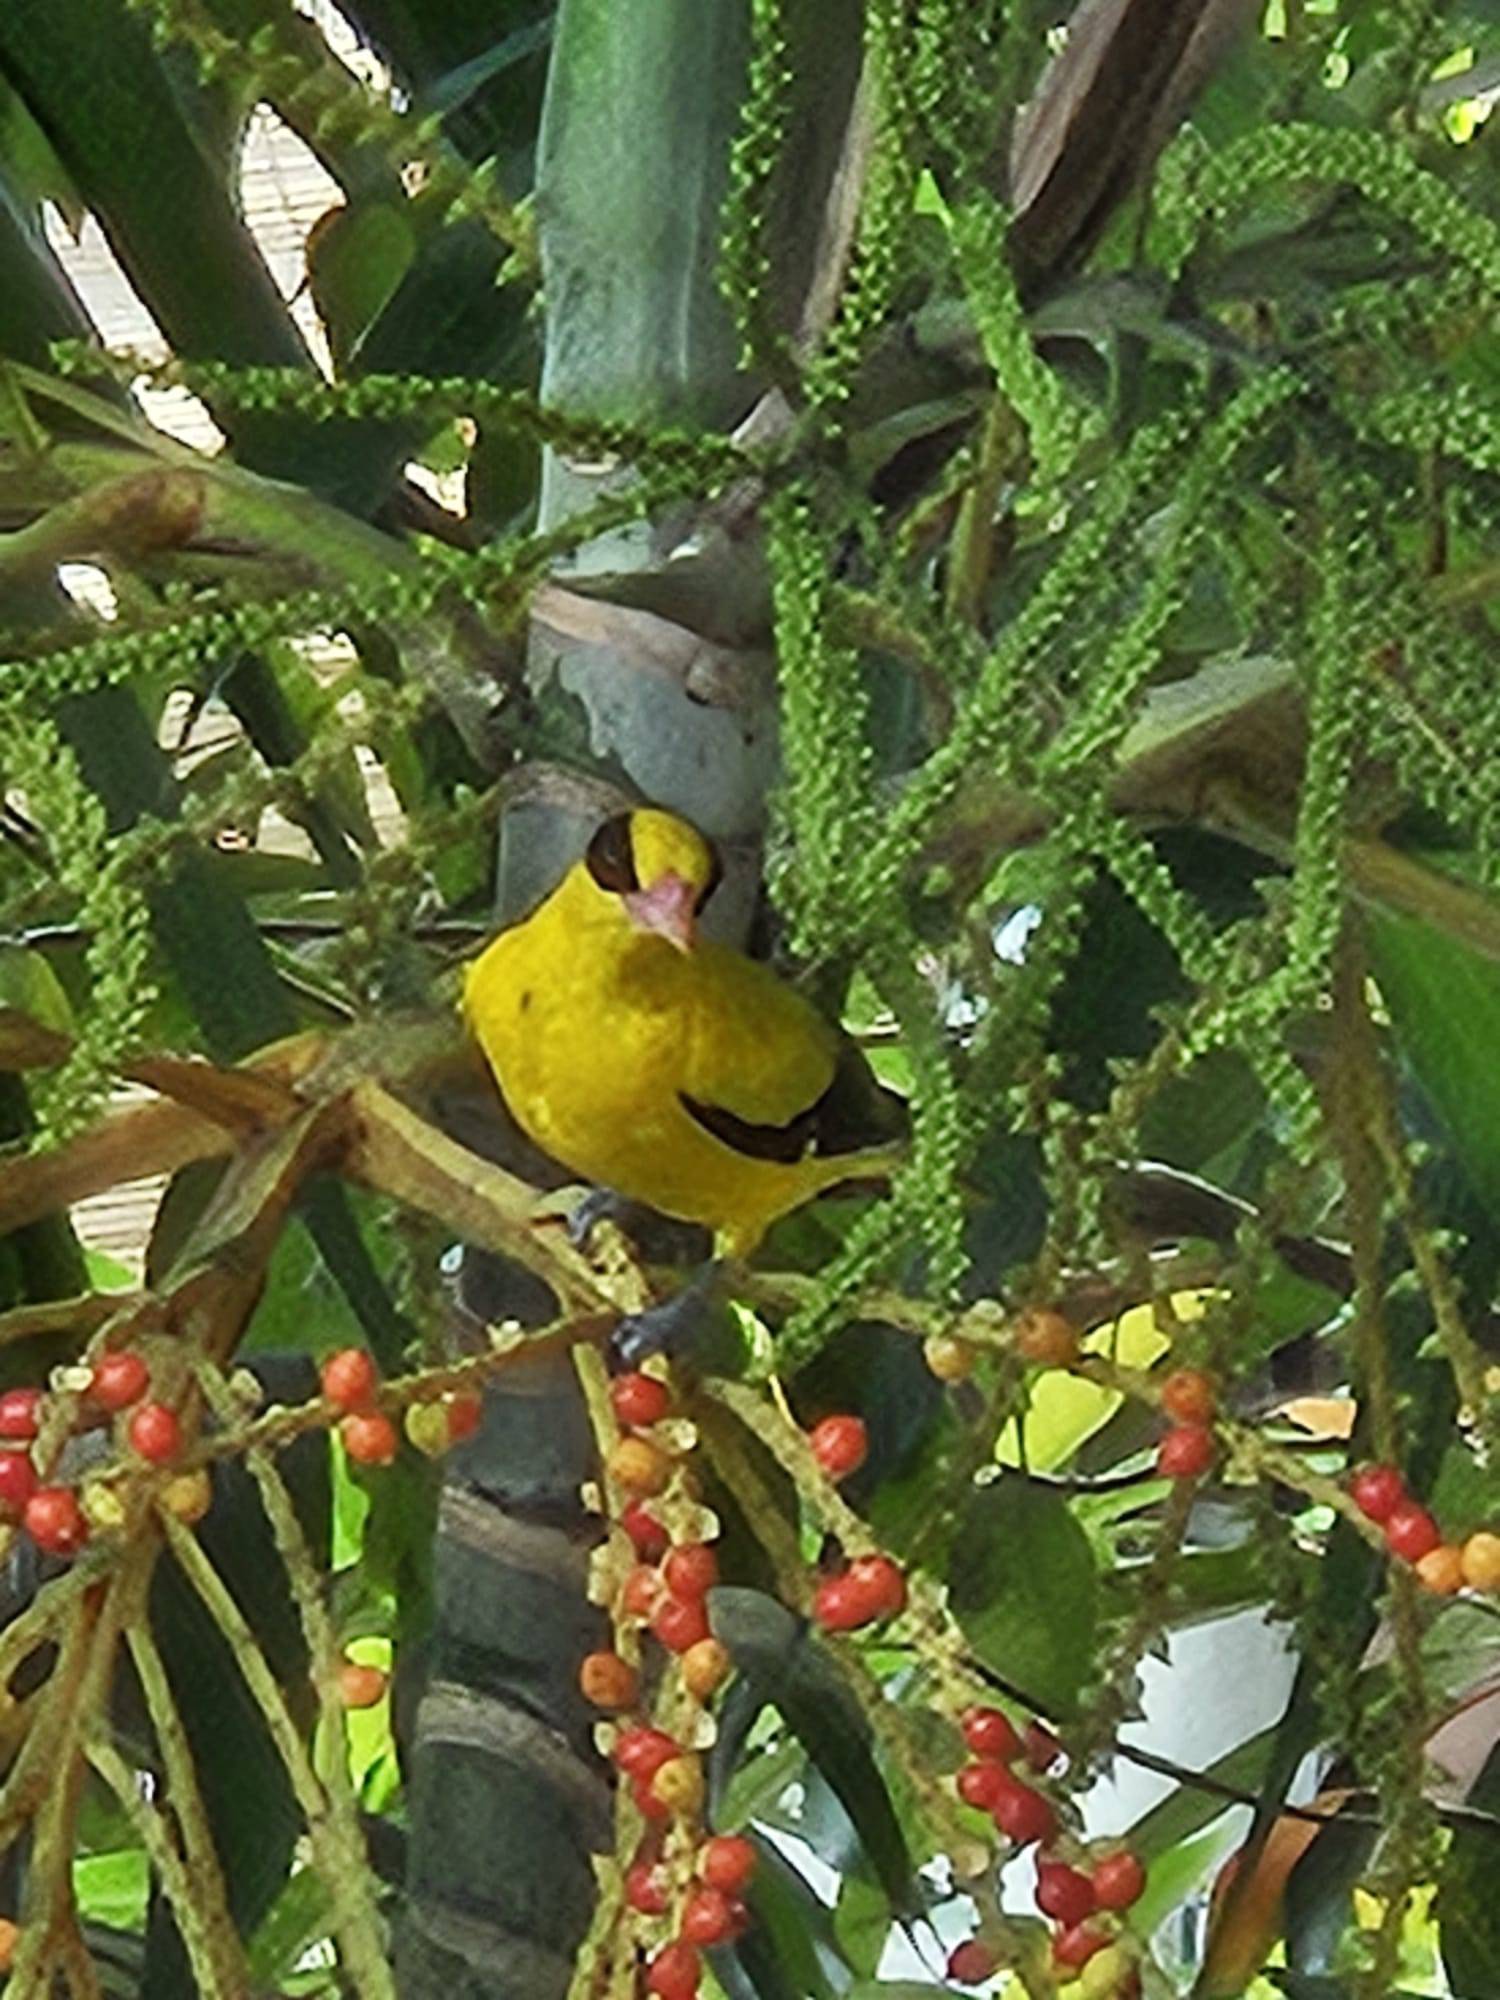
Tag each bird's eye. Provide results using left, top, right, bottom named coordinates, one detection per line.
left=695, top=840, right=724, bottom=915
left=585, top=814, right=639, bottom=894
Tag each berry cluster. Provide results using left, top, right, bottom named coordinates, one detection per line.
left=1154, top=1368, right=1217, bottom=1482
left=580, top=1369, right=746, bottom=1997
left=1349, top=1460, right=1500, bottom=1594
left=918, top=1303, right=1083, bottom=1387
left=947, top=1707, right=1144, bottom=1992
left=320, top=1347, right=481, bottom=1463
left=0, top=1352, right=193, bottom=1559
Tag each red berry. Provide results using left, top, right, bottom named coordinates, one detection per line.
left=0, top=1389, right=41, bottom=1442
left=1053, top=1924, right=1108, bottom=1971
left=340, top=1411, right=398, bottom=1467
left=633, top=1775, right=671, bottom=1821
left=621, top=1564, right=662, bottom=1619
left=1349, top=1462, right=1405, bottom=1524
left=611, top=1372, right=671, bottom=1428
left=957, top=1762, right=1009, bottom=1810
left=680, top=1886, right=735, bottom=1946
left=445, top=1392, right=482, bottom=1442
left=625, top=1859, right=670, bottom=1915
left=1385, top=1500, right=1440, bottom=1563
left=664, top=1543, right=718, bottom=1599
left=1092, top=1849, right=1146, bottom=1911
left=946, top=1940, right=999, bottom=1984
left=88, top=1352, right=150, bottom=1412
left=1156, top=1423, right=1215, bottom=1480
left=320, top=1348, right=378, bottom=1413
left=962, top=1705, right=1022, bottom=1761
left=847, top=1553, right=906, bottom=1619
left=127, top=1401, right=181, bottom=1465
left=24, top=1486, right=87, bottom=1556
left=646, top=1941, right=701, bottom=1999
left=613, top=1727, right=679, bottom=1781
left=809, top=1414, right=868, bottom=1480
left=1024, top=1721, right=1063, bottom=1773
left=1035, top=1860, right=1096, bottom=1927
left=700, top=1834, right=756, bottom=1894
left=991, top=1776, right=1055, bottom=1847
left=0, top=1451, right=36, bottom=1518
left=622, top=1499, right=669, bottom=1562
left=1160, top=1367, right=1216, bottom=1425
left=813, top=1573, right=870, bottom=1632
left=652, top=1595, right=711, bottom=1654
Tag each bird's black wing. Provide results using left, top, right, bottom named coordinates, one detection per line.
left=680, top=1036, right=907, bottom=1166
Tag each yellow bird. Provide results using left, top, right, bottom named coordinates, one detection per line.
left=462, top=807, right=902, bottom=1271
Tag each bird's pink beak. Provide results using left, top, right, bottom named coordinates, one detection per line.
left=624, top=871, right=697, bottom=952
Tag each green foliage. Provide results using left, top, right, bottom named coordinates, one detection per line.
left=3, top=1, right=1500, bottom=1997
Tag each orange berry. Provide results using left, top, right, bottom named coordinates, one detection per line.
left=1415, top=1544, right=1465, bottom=1595
left=321, top=1348, right=379, bottom=1413
left=1460, top=1530, right=1500, bottom=1592
left=1013, top=1307, right=1078, bottom=1368
left=579, top=1650, right=638, bottom=1710
left=0, top=1918, right=17, bottom=1971
left=341, top=1411, right=398, bottom=1467
left=337, top=1662, right=388, bottom=1709
left=1160, top=1367, right=1216, bottom=1425
left=608, top=1437, right=671, bottom=1497
left=680, top=1637, right=732, bottom=1700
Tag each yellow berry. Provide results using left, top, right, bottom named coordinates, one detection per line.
left=923, top=1334, right=976, bottom=1382
left=160, top=1469, right=212, bottom=1524
left=404, top=1402, right=451, bottom=1458
left=608, top=1437, right=672, bottom=1497
left=680, top=1637, right=732, bottom=1701
left=1460, top=1531, right=1500, bottom=1592
left=651, top=1753, right=705, bottom=1817
left=1077, top=1942, right=1135, bottom=1999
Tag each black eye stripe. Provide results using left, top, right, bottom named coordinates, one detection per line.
left=695, top=841, right=724, bottom=915
left=585, top=814, right=639, bottom=894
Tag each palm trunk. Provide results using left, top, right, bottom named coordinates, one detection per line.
left=396, top=6, right=860, bottom=1995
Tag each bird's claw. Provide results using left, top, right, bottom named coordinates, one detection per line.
left=608, top=1261, right=726, bottom=1373
left=567, top=1187, right=634, bottom=1251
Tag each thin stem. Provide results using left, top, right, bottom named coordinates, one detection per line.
left=159, top=1512, right=395, bottom=1999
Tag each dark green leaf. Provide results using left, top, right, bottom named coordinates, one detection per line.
left=1370, top=907, right=1500, bottom=1211
left=710, top=1587, right=914, bottom=1910
left=949, top=1476, right=1098, bottom=1714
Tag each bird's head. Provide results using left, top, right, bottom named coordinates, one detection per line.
left=581, top=808, right=722, bottom=953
